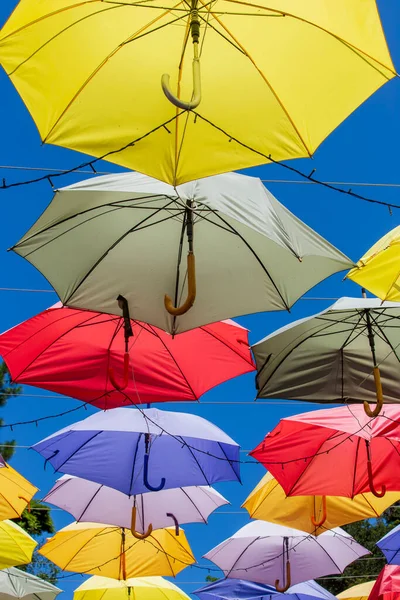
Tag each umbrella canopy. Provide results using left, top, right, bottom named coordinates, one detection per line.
left=74, top=576, right=190, bottom=600
left=194, top=579, right=277, bottom=600
left=203, top=521, right=368, bottom=590
left=10, top=172, right=352, bottom=334
left=377, top=524, right=400, bottom=564
left=0, top=455, right=38, bottom=520
left=250, top=404, right=400, bottom=499
left=369, top=565, right=400, bottom=600
left=39, top=522, right=195, bottom=579
left=0, top=567, right=62, bottom=600
left=0, top=520, right=37, bottom=569
left=0, top=303, right=254, bottom=408
left=194, top=578, right=335, bottom=600
left=337, top=581, right=376, bottom=600
left=346, top=226, right=400, bottom=302
left=253, top=297, right=400, bottom=416
left=43, top=474, right=229, bottom=536
left=242, top=472, right=400, bottom=534
left=0, top=2, right=395, bottom=185
left=32, top=407, right=240, bottom=495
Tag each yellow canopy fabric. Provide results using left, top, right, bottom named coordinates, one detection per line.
left=39, top=522, right=195, bottom=579
left=347, top=226, right=400, bottom=302
left=337, top=580, right=376, bottom=600
left=0, top=458, right=38, bottom=520
left=0, top=1, right=396, bottom=185
left=0, top=519, right=37, bottom=569
left=74, top=575, right=191, bottom=600
left=243, top=472, right=400, bottom=535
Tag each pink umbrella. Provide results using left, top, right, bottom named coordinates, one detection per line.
left=250, top=404, right=400, bottom=499
left=369, top=565, right=400, bottom=600
left=0, top=302, right=254, bottom=409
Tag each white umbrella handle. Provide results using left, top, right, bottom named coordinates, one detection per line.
left=161, top=8, right=202, bottom=110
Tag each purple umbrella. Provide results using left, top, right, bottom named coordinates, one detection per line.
left=203, top=521, right=369, bottom=591
left=194, top=578, right=335, bottom=600
left=33, top=407, right=240, bottom=495
left=377, top=524, right=400, bottom=564
left=43, top=474, right=229, bottom=537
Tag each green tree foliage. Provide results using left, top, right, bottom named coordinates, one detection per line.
left=319, top=507, right=400, bottom=595
left=0, top=363, right=60, bottom=584
left=0, top=362, right=21, bottom=461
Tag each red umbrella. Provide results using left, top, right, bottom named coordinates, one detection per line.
left=0, top=301, right=254, bottom=409
left=250, top=404, right=400, bottom=499
left=369, top=565, right=400, bottom=600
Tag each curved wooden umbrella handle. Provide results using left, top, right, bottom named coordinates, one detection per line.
left=130, top=506, right=153, bottom=539
left=311, top=496, right=327, bottom=527
left=364, top=366, right=384, bottom=417
left=108, top=352, right=130, bottom=392
left=164, top=252, right=196, bottom=316
left=275, top=561, right=291, bottom=592
left=367, top=457, right=386, bottom=498
left=18, top=496, right=31, bottom=513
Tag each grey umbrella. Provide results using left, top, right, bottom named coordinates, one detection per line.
left=11, top=171, right=352, bottom=334
left=253, top=296, right=400, bottom=416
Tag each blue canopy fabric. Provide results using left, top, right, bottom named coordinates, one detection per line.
left=193, top=579, right=336, bottom=600
left=377, top=524, right=400, bottom=564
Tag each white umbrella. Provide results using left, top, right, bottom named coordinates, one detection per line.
left=43, top=474, right=229, bottom=538
left=11, top=171, right=352, bottom=334
left=0, top=567, right=62, bottom=600
left=253, top=297, right=400, bottom=416
left=203, top=521, right=369, bottom=591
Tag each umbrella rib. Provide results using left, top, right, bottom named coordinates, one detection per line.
left=198, top=325, right=255, bottom=367
left=180, top=487, right=209, bottom=523
left=145, top=324, right=198, bottom=399
left=76, top=485, right=104, bottom=522
left=128, top=434, right=143, bottom=496
left=148, top=532, right=175, bottom=575
left=196, top=0, right=312, bottom=157
left=7, top=4, right=127, bottom=77
left=7, top=311, right=104, bottom=382
left=13, top=199, right=174, bottom=257
left=62, top=197, right=181, bottom=305
left=177, top=436, right=211, bottom=486
left=369, top=312, right=400, bottom=363
left=256, top=318, right=358, bottom=397
left=217, top=442, right=240, bottom=482
left=193, top=205, right=291, bottom=311
left=351, top=438, right=361, bottom=499
left=42, top=5, right=189, bottom=142
left=54, top=431, right=104, bottom=473
left=222, top=0, right=397, bottom=78
left=225, top=536, right=260, bottom=577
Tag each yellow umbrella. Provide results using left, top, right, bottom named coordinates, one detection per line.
left=0, top=519, right=37, bottom=569
left=74, top=575, right=190, bottom=600
left=0, top=456, right=38, bottom=520
left=243, top=472, right=400, bottom=535
left=337, top=581, right=376, bottom=600
left=0, top=1, right=395, bottom=185
left=39, top=522, right=195, bottom=579
left=347, top=226, right=400, bottom=302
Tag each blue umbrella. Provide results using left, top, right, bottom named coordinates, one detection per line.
left=194, top=579, right=335, bottom=600
left=377, top=524, right=400, bottom=564
left=32, top=407, right=240, bottom=495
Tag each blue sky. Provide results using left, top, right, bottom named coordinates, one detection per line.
left=0, top=1, right=400, bottom=598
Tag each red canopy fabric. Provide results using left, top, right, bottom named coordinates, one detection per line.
left=0, top=304, right=255, bottom=408
left=369, top=565, right=400, bottom=600
left=250, top=404, right=400, bottom=498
